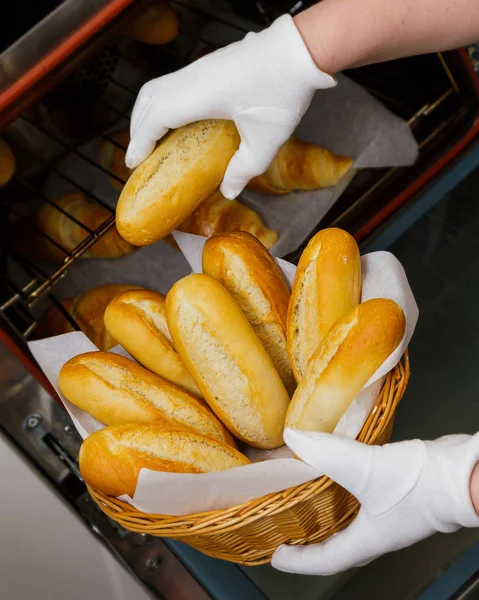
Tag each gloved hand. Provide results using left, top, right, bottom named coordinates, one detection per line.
left=272, top=428, right=479, bottom=576
left=126, top=15, right=336, bottom=199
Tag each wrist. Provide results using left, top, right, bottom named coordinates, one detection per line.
left=470, top=461, right=479, bottom=516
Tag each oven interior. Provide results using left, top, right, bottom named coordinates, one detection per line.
left=0, top=0, right=477, bottom=363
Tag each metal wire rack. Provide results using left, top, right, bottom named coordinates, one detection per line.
left=0, top=0, right=470, bottom=344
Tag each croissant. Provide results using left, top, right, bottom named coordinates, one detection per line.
left=247, top=137, right=353, bottom=195
left=98, top=129, right=131, bottom=191
left=127, top=0, right=179, bottom=45
left=36, top=284, right=140, bottom=350
left=34, top=192, right=135, bottom=260
left=174, top=189, right=278, bottom=249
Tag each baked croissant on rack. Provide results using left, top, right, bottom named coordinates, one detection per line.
left=247, top=136, right=353, bottom=195
left=98, top=129, right=131, bottom=191
left=36, top=283, right=139, bottom=350
left=126, top=0, right=179, bottom=45
left=34, top=192, right=135, bottom=260
left=173, top=189, right=278, bottom=250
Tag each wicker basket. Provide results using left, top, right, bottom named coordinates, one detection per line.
left=88, top=352, right=409, bottom=565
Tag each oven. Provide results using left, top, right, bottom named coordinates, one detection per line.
left=1, top=1, right=479, bottom=599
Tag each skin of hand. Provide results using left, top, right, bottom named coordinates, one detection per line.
left=471, top=461, right=479, bottom=515
left=294, top=0, right=479, bottom=75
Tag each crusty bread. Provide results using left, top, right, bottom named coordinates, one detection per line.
left=166, top=274, right=290, bottom=449
left=202, top=232, right=294, bottom=394
left=127, top=0, right=179, bottom=45
left=0, top=138, right=15, bottom=187
left=104, top=289, right=200, bottom=396
left=177, top=189, right=278, bottom=250
left=286, top=298, right=406, bottom=433
left=287, top=228, right=361, bottom=381
left=116, top=120, right=240, bottom=246
left=98, top=128, right=130, bottom=191
left=79, top=422, right=250, bottom=497
left=247, top=137, right=353, bottom=195
left=59, top=351, right=233, bottom=446
left=35, top=192, right=135, bottom=260
left=37, top=284, right=139, bottom=350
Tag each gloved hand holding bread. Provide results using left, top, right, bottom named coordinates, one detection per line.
left=54, top=228, right=408, bottom=507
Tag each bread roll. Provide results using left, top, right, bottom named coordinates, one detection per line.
left=202, top=232, right=294, bottom=394
left=80, top=422, right=250, bottom=497
left=287, top=228, right=361, bottom=381
left=116, top=120, right=240, bottom=246
left=0, top=138, right=15, bottom=187
left=104, top=289, right=199, bottom=396
left=166, top=274, right=290, bottom=448
left=177, top=189, right=278, bottom=250
left=128, top=1, right=179, bottom=45
left=247, top=137, right=353, bottom=194
left=59, top=351, right=233, bottom=446
left=37, top=284, right=139, bottom=350
left=35, top=192, right=135, bottom=260
left=98, top=129, right=130, bottom=191
left=286, top=298, right=406, bottom=433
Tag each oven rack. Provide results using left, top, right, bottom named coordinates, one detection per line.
left=0, top=0, right=463, bottom=345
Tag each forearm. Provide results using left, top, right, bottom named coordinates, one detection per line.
left=295, top=0, right=479, bottom=75
left=471, top=461, right=479, bottom=515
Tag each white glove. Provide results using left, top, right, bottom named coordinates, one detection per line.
left=126, top=15, right=336, bottom=199
left=272, top=428, right=479, bottom=576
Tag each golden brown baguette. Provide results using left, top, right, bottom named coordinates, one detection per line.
left=98, top=129, right=130, bottom=191
left=35, top=192, right=135, bottom=260
left=286, top=298, right=406, bottom=433
left=287, top=228, right=361, bottom=381
left=247, top=137, right=353, bottom=195
left=202, top=232, right=294, bottom=394
left=98, top=131, right=278, bottom=249
left=177, top=189, right=278, bottom=250
left=37, top=284, right=140, bottom=350
left=116, top=120, right=240, bottom=246
left=166, top=274, right=290, bottom=449
left=80, top=422, right=250, bottom=497
left=0, top=138, right=15, bottom=187
left=127, top=0, right=179, bottom=45
left=59, top=351, right=233, bottom=446
left=104, top=289, right=200, bottom=396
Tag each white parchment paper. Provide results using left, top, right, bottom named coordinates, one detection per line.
left=28, top=234, right=418, bottom=516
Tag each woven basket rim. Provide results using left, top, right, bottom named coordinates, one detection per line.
left=88, top=351, right=410, bottom=536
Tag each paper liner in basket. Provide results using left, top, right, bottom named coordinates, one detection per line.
left=28, top=234, right=418, bottom=516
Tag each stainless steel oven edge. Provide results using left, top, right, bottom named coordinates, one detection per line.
left=0, top=337, right=267, bottom=600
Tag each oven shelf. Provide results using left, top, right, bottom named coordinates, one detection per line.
left=0, top=0, right=474, bottom=345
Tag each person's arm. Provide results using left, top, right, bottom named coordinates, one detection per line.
left=271, top=430, right=479, bottom=576
left=126, top=1, right=479, bottom=198
left=471, top=461, right=479, bottom=515
left=296, top=0, right=479, bottom=75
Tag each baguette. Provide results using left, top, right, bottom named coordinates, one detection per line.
left=286, top=298, right=406, bottom=433
left=0, top=138, right=15, bottom=187
left=104, top=289, right=200, bottom=396
left=247, top=137, right=353, bottom=195
left=79, top=422, right=250, bottom=497
left=59, top=352, right=233, bottom=446
left=116, top=120, right=240, bottom=246
left=287, top=228, right=361, bottom=381
left=35, top=192, right=135, bottom=260
left=37, top=283, right=140, bottom=350
left=166, top=274, right=290, bottom=449
left=202, top=232, right=294, bottom=394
